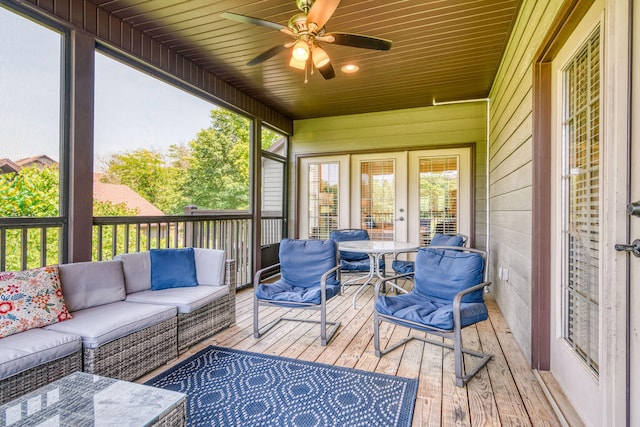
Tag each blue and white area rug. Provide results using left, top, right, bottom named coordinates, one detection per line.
left=145, top=346, right=417, bottom=427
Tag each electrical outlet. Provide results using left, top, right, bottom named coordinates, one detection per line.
left=498, top=267, right=510, bottom=281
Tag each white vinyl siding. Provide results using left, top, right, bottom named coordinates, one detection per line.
left=488, top=0, right=564, bottom=358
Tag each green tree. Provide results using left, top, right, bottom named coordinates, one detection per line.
left=0, top=166, right=59, bottom=217
left=184, top=109, right=250, bottom=210
left=100, top=146, right=190, bottom=215
left=0, top=165, right=140, bottom=268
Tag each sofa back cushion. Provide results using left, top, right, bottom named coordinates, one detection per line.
left=0, top=265, right=73, bottom=338
left=150, top=248, right=198, bottom=290
left=193, top=248, right=226, bottom=286
left=58, top=260, right=126, bottom=311
left=116, top=252, right=152, bottom=294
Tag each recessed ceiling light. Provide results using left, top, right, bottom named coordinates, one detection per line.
left=341, top=64, right=360, bottom=73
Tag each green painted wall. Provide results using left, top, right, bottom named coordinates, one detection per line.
left=291, top=102, right=488, bottom=248
left=488, top=0, right=564, bottom=361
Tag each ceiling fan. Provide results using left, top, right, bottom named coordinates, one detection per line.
left=221, top=0, right=392, bottom=81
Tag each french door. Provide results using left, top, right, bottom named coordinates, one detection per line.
left=298, top=148, right=473, bottom=247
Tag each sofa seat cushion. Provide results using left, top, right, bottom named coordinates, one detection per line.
left=126, top=285, right=228, bottom=314
left=45, top=301, right=176, bottom=349
left=0, top=328, right=81, bottom=379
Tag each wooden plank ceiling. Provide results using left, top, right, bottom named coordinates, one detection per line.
left=89, top=0, right=522, bottom=120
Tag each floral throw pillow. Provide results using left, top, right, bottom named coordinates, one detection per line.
left=0, top=265, right=73, bottom=338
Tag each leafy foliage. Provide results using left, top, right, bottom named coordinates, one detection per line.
left=0, top=166, right=59, bottom=217
left=184, top=110, right=250, bottom=210
left=0, top=165, right=138, bottom=268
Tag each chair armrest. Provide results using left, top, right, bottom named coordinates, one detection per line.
left=320, top=265, right=342, bottom=290
left=253, top=263, right=282, bottom=291
left=392, top=248, right=417, bottom=261
left=320, top=265, right=341, bottom=305
left=452, top=281, right=492, bottom=326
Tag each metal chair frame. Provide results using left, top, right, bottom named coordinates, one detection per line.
left=253, top=262, right=341, bottom=346
left=374, top=246, right=492, bottom=387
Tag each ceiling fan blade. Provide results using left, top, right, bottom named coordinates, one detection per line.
left=326, top=32, right=392, bottom=50
left=317, top=61, right=336, bottom=80
left=247, top=44, right=290, bottom=66
left=221, top=11, right=288, bottom=32
left=306, top=0, right=340, bottom=30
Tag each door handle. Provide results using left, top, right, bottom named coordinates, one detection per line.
left=615, top=239, right=640, bottom=257
left=628, top=201, right=640, bottom=217
left=395, top=217, right=405, bottom=222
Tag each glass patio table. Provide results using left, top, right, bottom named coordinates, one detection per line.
left=0, top=371, right=186, bottom=426
left=337, top=240, right=420, bottom=308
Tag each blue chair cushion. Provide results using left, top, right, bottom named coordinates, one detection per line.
left=391, top=259, right=415, bottom=275
left=391, top=234, right=465, bottom=276
left=430, top=233, right=465, bottom=246
left=329, top=229, right=370, bottom=262
left=279, top=239, right=339, bottom=289
left=256, top=239, right=340, bottom=307
left=150, top=248, right=198, bottom=290
left=375, top=292, right=488, bottom=331
left=414, top=247, right=484, bottom=303
left=256, top=280, right=341, bottom=307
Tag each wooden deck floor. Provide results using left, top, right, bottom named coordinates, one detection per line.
left=139, top=282, right=561, bottom=426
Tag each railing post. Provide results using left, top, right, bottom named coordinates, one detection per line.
left=184, top=205, right=197, bottom=247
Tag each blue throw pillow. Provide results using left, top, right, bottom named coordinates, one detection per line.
left=150, top=248, right=198, bottom=291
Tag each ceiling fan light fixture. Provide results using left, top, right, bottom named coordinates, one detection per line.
left=312, top=46, right=330, bottom=68
left=341, top=64, right=360, bottom=73
left=289, top=56, right=307, bottom=70
left=292, top=40, right=310, bottom=61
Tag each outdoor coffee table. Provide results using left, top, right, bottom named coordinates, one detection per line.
left=0, top=371, right=186, bottom=426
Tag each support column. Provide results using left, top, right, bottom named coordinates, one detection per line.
left=67, top=30, right=95, bottom=262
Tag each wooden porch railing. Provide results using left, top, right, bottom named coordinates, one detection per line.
left=0, top=217, right=66, bottom=271
left=93, top=214, right=254, bottom=288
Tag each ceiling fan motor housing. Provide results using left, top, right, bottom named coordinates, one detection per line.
left=296, top=0, right=315, bottom=13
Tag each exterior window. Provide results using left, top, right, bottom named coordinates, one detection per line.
left=418, top=156, right=459, bottom=245
left=261, top=126, right=287, bottom=246
left=308, top=163, right=339, bottom=239
left=0, top=6, right=66, bottom=269
left=561, top=29, right=600, bottom=374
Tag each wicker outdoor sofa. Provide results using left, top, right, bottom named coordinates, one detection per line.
left=0, top=249, right=235, bottom=405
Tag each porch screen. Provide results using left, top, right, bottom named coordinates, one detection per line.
left=307, top=163, right=339, bottom=239
left=561, top=29, right=600, bottom=374
left=418, top=156, right=459, bottom=246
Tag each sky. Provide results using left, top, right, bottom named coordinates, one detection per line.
left=0, top=5, right=214, bottom=168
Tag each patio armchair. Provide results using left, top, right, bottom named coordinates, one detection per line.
left=253, top=238, right=341, bottom=346
left=374, top=246, right=492, bottom=386
left=329, top=229, right=385, bottom=289
left=391, top=233, right=468, bottom=278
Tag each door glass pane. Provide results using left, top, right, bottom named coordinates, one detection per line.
left=360, top=160, right=394, bottom=241
left=308, top=163, right=339, bottom=239
left=418, top=156, right=459, bottom=245
left=561, top=29, right=600, bottom=374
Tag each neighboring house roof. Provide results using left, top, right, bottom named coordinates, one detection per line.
left=93, top=174, right=164, bottom=216
left=15, top=155, right=57, bottom=169
left=0, top=158, right=20, bottom=174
